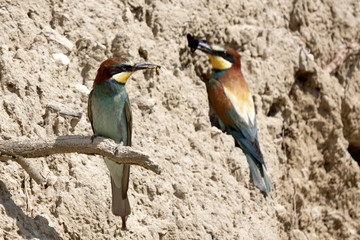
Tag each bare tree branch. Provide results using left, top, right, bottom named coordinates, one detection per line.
left=0, top=135, right=161, bottom=185
left=46, top=104, right=83, bottom=118
left=1, top=151, right=47, bottom=185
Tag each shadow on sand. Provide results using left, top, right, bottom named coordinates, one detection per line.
left=0, top=180, right=62, bottom=239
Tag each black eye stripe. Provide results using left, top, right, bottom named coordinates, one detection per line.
left=110, top=64, right=131, bottom=75
left=118, top=65, right=130, bottom=71
left=120, top=65, right=130, bottom=71
left=216, top=51, right=235, bottom=63
left=216, top=51, right=227, bottom=57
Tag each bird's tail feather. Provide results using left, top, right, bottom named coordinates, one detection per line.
left=111, top=175, right=131, bottom=229
left=246, top=153, right=271, bottom=196
left=106, top=162, right=131, bottom=229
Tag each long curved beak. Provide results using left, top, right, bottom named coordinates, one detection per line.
left=197, top=41, right=214, bottom=54
left=133, top=62, right=161, bottom=71
left=187, top=34, right=214, bottom=54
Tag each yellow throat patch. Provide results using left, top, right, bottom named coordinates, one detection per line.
left=208, top=54, right=232, bottom=70
left=112, top=72, right=133, bottom=84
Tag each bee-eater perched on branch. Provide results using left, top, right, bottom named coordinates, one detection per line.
left=88, top=58, right=160, bottom=229
left=187, top=34, right=271, bottom=196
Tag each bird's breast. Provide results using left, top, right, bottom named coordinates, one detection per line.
left=90, top=82, right=129, bottom=144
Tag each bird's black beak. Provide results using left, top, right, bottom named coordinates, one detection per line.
left=133, top=62, right=161, bottom=71
left=197, top=41, right=213, bottom=55
left=187, top=34, right=214, bottom=55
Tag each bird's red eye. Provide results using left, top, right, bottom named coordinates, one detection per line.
left=222, top=52, right=227, bottom=57
left=121, top=66, right=126, bottom=71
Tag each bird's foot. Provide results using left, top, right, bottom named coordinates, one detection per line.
left=91, top=134, right=97, bottom=143
left=114, top=141, right=124, bottom=155
left=121, top=216, right=128, bottom=230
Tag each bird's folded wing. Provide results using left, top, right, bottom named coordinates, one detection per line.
left=87, top=89, right=95, bottom=134
left=222, top=85, right=265, bottom=166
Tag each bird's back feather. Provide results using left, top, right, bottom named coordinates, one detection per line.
left=207, top=71, right=271, bottom=195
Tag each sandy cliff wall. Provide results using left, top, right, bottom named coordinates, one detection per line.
left=0, top=0, right=359, bottom=239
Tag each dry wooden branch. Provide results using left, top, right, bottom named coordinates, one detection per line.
left=324, top=32, right=360, bottom=74
left=46, top=104, right=83, bottom=118
left=0, top=150, right=47, bottom=185
left=0, top=135, right=161, bottom=185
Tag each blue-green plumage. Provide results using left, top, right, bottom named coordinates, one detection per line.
left=89, top=80, right=131, bottom=145
left=212, top=69, right=228, bottom=80
left=88, top=57, right=160, bottom=229
left=88, top=79, right=132, bottom=228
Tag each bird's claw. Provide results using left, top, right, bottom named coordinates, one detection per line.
left=121, top=216, right=128, bottom=230
left=91, top=134, right=97, bottom=143
left=114, top=141, right=124, bottom=155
